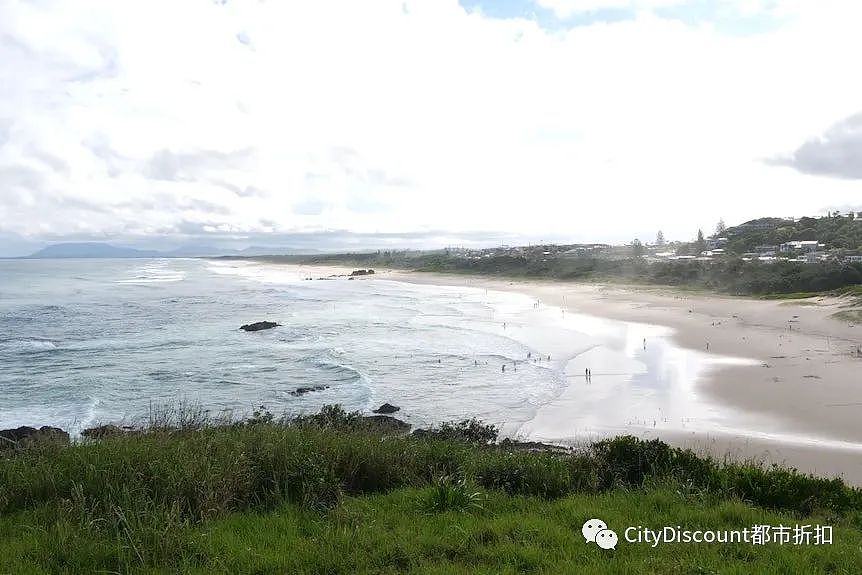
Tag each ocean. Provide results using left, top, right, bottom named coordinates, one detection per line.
left=2, top=258, right=577, bottom=435
left=0, top=257, right=762, bottom=441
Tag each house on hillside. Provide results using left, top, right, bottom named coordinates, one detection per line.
left=779, top=240, right=820, bottom=253
left=730, top=219, right=790, bottom=234
left=801, top=251, right=833, bottom=263
left=706, top=237, right=728, bottom=250
left=754, top=245, right=778, bottom=255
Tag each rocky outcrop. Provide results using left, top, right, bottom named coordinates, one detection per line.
left=239, top=321, right=280, bottom=332
left=81, top=424, right=128, bottom=439
left=0, top=425, right=69, bottom=448
left=349, top=269, right=375, bottom=276
left=373, top=403, right=400, bottom=414
left=359, top=415, right=410, bottom=433
left=497, top=438, right=572, bottom=453
left=289, top=385, right=330, bottom=397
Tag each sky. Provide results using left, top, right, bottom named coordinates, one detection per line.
left=1, top=0, right=861, bottom=256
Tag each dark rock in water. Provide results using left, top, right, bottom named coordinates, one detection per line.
left=360, top=415, right=410, bottom=433
left=373, top=403, right=400, bottom=414
left=81, top=424, right=125, bottom=439
left=349, top=269, right=375, bottom=277
left=289, top=385, right=330, bottom=397
left=0, top=425, right=69, bottom=448
left=0, top=426, right=36, bottom=444
left=240, top=321, right=280, bottom=332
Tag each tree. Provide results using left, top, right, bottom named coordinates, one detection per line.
left=715, top=219, right=727, bottom=235
left=695, top=229, right=706, bottom=254
left=772, top=226, right=794, bottom=244
left=656, top=230, right=665, bottom=246
left=631, top=238, right=644, bottom=257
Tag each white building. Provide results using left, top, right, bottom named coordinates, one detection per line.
left=780, top=240, right=820, bottom=253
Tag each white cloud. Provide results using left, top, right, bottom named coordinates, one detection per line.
left=535, top=0, right=684, bottom=18
left=1, top=0, right=861, bottom=251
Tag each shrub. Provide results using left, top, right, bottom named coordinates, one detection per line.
left=592, top=436, right=714, bottom=488
left=413, top=419, right=499, bottom=444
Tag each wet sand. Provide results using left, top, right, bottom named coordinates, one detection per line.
left=384, top=271, right=862, bottom=484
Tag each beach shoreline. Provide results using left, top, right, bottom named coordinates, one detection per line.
left=374, top=269, right=862, bottom=482
left=216, top=261, right=862, bottom=483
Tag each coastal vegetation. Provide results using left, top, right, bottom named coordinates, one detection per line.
left=219, top=214, right=862, bottom=298
left=2, top=405, right=861, bottom=573
left=239, top=252, right=862, bottom=297
left=721, top=214, right=862, bottom=255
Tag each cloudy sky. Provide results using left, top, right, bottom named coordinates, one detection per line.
left=1, top=0, right=861, bottom=255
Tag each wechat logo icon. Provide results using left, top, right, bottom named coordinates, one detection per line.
left=582, top=518, right=618, bottom=550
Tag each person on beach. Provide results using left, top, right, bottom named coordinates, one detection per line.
left=527, top=351, right=531, bottom=359
left=706, top=341, right=710, bottom=351
left=643, top=338, right=646, bottom=350
left=502, top=364, right=506, bottom=372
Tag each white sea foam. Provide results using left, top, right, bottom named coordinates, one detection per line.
left=1, top=338, right=58, bottom=352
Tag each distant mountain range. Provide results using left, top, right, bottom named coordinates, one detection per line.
left=24, top=242, right=320, bottom=259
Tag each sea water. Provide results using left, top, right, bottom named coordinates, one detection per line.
left=1, top=258, right=571, bottom=435
left=1, top=258, right=768, bottom=440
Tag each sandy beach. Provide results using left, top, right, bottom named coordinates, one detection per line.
left=377, top=270, right=862, bottom=483
left=245, top=262, right=862, bottom=483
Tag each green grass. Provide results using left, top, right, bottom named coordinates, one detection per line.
left=2, top=409, right=862, bottom=574
left=3, top=487, right=861, bottom=574
left=759, top=292, right=821, bottom=300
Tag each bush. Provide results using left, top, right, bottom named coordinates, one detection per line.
left=592, top=436, right=714, bottom=488
left=413, top=419, right=499, bottom=444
